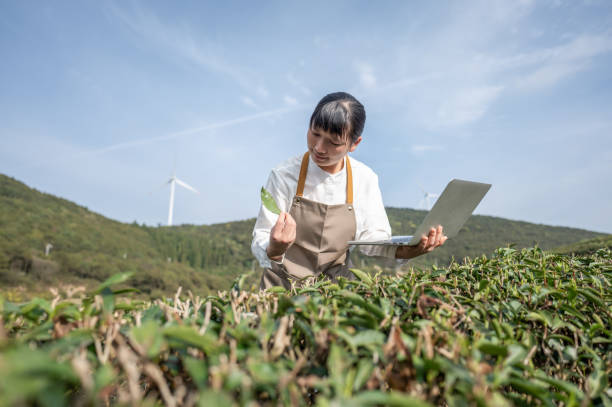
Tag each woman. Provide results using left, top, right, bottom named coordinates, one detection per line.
left=251, top=92, right=446, bottom=289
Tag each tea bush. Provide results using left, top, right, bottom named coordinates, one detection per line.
left=0, top=247, right=610, bottom=406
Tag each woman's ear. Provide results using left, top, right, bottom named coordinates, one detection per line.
left=349, top=136, right=362, bottom=152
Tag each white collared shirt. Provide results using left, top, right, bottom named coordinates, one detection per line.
left=251, top=154, right=397, bottom=268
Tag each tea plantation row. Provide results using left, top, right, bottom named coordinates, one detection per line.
left=0, top=247, right=610, bottom=406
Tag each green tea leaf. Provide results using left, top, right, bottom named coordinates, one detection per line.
left=261, top=187, right=281, bottom=215
left=94, top=272, right=134, bottom=294
left=130, top=320, right=166, bottom=359
left=163, top=326, right=222, bottom=354
left=349, top=268, right=373, bottom=285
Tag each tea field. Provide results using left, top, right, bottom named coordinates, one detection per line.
left=1, top=247, right=610, bottom=406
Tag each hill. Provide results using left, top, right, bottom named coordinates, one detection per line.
left=554, top=234, right=612, bottom=255
left=0, top=173, right=604, bottom=298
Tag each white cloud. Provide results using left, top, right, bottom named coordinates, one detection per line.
left=516, top=62, right=584, bottom=90
left=355, top=63, right=377, bottom=89
left=256, top=85, right=269, bottom=99
left=283, top=95, right=299, bottom=106
left=241, top=96, right=258, bottom=109
left=436, top=86, right=504, bottom=127
left=287, top=73, right=312, bottom=96
left=377, top=72, right=441, bottom=91
left=25, top=105, right=302, bottom=161
left=109, top=4, right=266, bottom=95
left=513, top=34, right=612, bottom=90
left=411, top=144, right=445, bottom=154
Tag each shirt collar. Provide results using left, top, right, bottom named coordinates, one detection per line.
left=309, top=155, right=347, bottom=180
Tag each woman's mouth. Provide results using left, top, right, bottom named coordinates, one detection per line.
left=313, top=152, right=326, bottom=161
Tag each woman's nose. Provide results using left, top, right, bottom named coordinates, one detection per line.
left=315, top=138, right=325, bottom=152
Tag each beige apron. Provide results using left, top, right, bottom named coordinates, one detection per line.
left=261, top=152, right=357, bottom=289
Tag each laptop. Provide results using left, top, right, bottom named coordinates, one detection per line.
left=347, top=179, right=491, bottom=246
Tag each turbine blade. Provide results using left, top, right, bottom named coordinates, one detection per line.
left=175, top=178, right=199, bottom=194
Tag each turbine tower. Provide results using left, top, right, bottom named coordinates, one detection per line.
left=164, top=172, right=199, bottom=226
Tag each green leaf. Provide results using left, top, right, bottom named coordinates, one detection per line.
left=94, top=364, right=116, bottom=394
left=349, top=268, right=373, bottom=285
left=130, top=320, right=166, bottom=359
left=94, top=272, right=134, bottom=294
left=534, top=371, right=584, bottom=400
left=261, top=187, right=281, bottom=215
left=353, top=359, right=374, bottom=391
left=163, top=326, right=222, bottom=354
left=587, top=360, right=607, bottom=398
left=477, top=341, right=508, bottom=357
left=351, top=390, right=432, bottom=406
left=508, top=377, right=550, bottom=401
left=184, top=357, right=208, bottom=390
left=526, top=311, right=553, bottom=327
left=351, top=330, right=386, bottom=348
left=197, top=390, right=234, bottom=407
left=504, top=344, right=527, bottom=366
left=328, top=344, right=349, bottom=397
left=247, top=360, right=279, bottom=385
left=266, top=286, right=287, bottom=294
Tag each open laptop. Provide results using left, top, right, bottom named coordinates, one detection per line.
left=347, top=179, right=491, bottom=246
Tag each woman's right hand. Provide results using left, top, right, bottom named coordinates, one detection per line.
left=266, top=212, right=296, bottom=261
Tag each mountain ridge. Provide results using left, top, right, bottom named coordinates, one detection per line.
left=0, top=173, right=605, bottom=298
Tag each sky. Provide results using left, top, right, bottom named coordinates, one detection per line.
left=1, top=1, right=611, bottom=233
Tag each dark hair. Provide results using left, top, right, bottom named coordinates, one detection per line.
left=309, top=92, right=366, bottom=144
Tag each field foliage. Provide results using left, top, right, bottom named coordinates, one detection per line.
left=1, top=247, right=610, bottom=406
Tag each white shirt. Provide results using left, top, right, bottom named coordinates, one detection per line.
left=251, top=154, right=398, bottom=269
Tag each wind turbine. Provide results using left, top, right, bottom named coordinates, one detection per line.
left=162, top=171, right=199, bottom=226
left=418, top=186, right=439, bottom=211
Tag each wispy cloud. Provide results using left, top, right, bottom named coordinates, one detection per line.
left=512, top=34, right=612, bottom=90
left=376, top=72, right=441, bottom=91
left=11, top=105, right=303, bottom=172
left=283, top=95, right=299, bottom=106
left=355, top=62, right=377, bottom=89
left=353, top=5, right=612, bottom=130
left=241, top=96, right=258, bottom=109
left=87, top=106, right=302, bottom=155
left=256, top=85, right=269, bottom=99
left=411, top=144, right=445, bottom=154
left=436, top=86, right=504, bottom=127
left=287, top=73, right=312, bottom=96
left=109, top=3, right=267, bottom=96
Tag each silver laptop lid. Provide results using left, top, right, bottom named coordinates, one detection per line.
left=347, top=179, right=491, bottom=246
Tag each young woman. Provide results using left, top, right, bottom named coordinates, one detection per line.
left=251, top=92, right=446, bottom=289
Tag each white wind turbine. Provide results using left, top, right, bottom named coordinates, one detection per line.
left=418, top=186, right=439, bottom=211
left=161, top=170, right=199, bottom=226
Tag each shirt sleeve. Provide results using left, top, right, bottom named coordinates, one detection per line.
left=251, top=169, right=292, bottom=268
left=354, top=172, right=398, bottom=259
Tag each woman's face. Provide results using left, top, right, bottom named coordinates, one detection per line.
left=307, top=127, right=361, bottom=173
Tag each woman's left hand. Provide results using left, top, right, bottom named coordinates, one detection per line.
left=395, top=225, right=447, bottom=259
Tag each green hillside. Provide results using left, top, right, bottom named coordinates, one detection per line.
left=554, top=234, right=612, bottom=255
left=0, top=174, right=604, bottom=298
left=374, top=207, right=605, bottom=268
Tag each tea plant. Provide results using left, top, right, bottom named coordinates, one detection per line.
left=0, top=247, right=610, bottom=406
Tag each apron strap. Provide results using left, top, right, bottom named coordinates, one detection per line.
left=346, top=155, right=353, bottom=205
left=296, top=152, right=353, bottom=205
left=296, top=152, right=310, bottom=197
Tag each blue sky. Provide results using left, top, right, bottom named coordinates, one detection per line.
left=1, top=1, right=611, bottom=233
